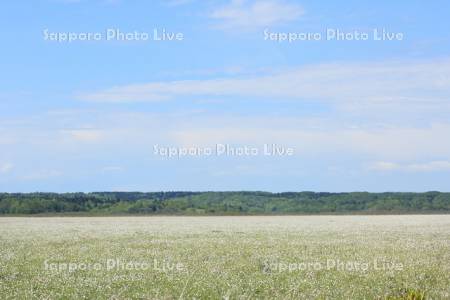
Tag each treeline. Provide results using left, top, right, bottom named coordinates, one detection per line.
left=0, top=191, right=449, bottom=215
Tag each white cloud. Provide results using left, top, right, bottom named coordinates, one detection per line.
left=170, top=120, right=450, bottom=160
left=367, top=161, right=401, bottom=171
left=1, top=108, right=450, bottom=183
left=55, top=0, right=119, bottom=4
left=408, top=161, right=450, bottom=172
left=61, top=129, right=105, bottom=142
left=368, top=161, right=450, bottom=172
left=0, top=163, right=14, bottom=174
left=164, top=0, right=194, bottom=6
left=209, top=0, right=304, bottom=31
left=102, top=166, right=123, bottom=172
left=19, top=170, right=63, bottom=181
left=78, top=59, right=450, bottom=116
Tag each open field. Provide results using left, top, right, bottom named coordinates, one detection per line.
left=0, top=216, right=449, bottom=299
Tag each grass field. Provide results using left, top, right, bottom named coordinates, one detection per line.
left=0, top=216, right=449, bottom=299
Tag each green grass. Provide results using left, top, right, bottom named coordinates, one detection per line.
left=0, top=216, right=449, bottom=299
left=385, top=288, right=426, bottom=300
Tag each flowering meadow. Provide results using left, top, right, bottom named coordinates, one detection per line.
left=0, top=216, right=449, bottom=299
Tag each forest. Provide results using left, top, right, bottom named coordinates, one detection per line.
left=0, top=191, right=449, bottom=215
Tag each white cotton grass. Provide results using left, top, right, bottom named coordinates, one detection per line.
left=0, top=215, right=449, bottom=299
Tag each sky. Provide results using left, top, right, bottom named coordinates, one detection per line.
left=0, top=0, right=450, bottom=192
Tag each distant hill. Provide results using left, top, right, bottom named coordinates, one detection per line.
left=0, top=191, right=449, bottom=215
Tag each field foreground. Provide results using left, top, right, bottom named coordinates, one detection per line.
left=0, top=216, right=449, bottom=299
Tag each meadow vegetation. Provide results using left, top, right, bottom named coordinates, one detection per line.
left=0, top=216, right=449, bottom=299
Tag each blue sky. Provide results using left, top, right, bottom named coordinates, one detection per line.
left=1, top=0, right=450, bottom=192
